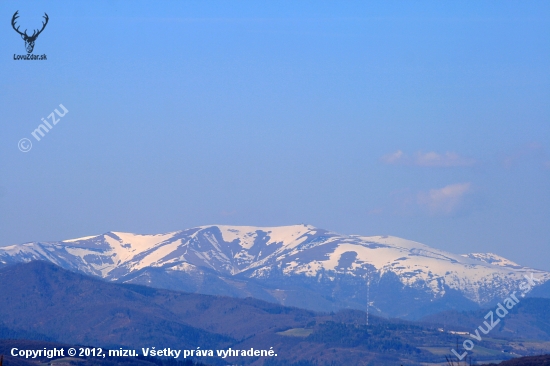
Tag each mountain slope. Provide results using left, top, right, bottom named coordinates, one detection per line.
left=0, top=261, right=233, bottom=350
left=422, top=297, right=550, bottom=341
left=1, top=224, right=548, bottom=318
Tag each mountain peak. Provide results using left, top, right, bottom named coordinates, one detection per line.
left=461, top=252, right=521, bottom=268
left=1, top=224, right=548, bottom=318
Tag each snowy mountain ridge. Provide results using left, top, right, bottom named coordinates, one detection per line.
left=1, top=224, right=548, bottom=318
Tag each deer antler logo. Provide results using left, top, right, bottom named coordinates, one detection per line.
left=11, top=10, right=49, bottom=54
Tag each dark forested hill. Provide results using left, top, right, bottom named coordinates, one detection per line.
left=0, top=261, right=233, bottom=350
left=483, top=354, right=550, bottom=365
left=1, top=261, right=549, bottom=365
left=422, top=297, right=550, bottom=341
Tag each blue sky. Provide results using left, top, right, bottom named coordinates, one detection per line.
left=1, top=1, right=549, bottom=270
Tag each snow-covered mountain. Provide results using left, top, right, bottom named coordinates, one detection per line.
left=1, top=224, right=548, bottom=319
